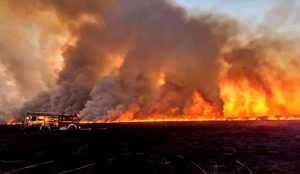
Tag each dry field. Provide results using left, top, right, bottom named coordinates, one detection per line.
left=1, top=121, right=300, bottom=174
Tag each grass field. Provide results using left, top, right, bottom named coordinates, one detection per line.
left=1, top=121, right=300, bottom=174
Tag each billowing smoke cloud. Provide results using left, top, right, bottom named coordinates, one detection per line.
left=10, top=0, right=237, bottom=120
left=0, top=0, right=69, bottom=121
left=1, top=0, right=300, bottom=122
left=79, top=0, right=237, bottom=120
left=11, top=0, right=125, bottom=115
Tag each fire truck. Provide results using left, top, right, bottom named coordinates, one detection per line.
left=25, top=112, right=80, bottom=131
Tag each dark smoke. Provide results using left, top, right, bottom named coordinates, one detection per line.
left=79, top=0, right=237, bottom=119
left=15, top=0, right=129, bottom=115
left=13, top=0, right=237, bottom=120
left=1, top=0, right=300, bottom=121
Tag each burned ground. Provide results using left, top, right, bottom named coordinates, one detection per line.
left=1, top=121, right=300, bottom=174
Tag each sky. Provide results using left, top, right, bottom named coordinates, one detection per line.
left=175, top=0, right=275, bottom=21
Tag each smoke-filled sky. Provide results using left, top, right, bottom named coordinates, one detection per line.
left=176, top=0, right=272, bottom=20
left=0, top=0, right=300, bottom=122
left=177, top=0, right=300, bottom=33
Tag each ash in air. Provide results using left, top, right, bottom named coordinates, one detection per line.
left=0, top=0, right=300, bottom=122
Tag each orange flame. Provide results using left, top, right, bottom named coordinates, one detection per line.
left=106, top=72, right=300, bottom=122
left=157, top=72, right=166, bottom=88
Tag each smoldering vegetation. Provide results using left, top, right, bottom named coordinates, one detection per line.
left=0, top=0, right=300, bottom=122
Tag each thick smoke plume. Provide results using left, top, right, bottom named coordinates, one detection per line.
left=1, top=0, right=300, bottom=122
left=80, top=0, right=238, bottom=120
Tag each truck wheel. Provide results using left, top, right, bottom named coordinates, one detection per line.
left=68, top=125, right=77, bottom=131
left=40, top=126, right=50, bottom=132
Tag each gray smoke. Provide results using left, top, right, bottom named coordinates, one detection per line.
left=80, top=0, right=237, bottom=119
left=1, top=0, right=300, bottom=122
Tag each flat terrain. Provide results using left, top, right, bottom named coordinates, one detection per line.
left=1, top=121, right=300, bottom=174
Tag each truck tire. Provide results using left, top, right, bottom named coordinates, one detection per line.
left=68, top=125, right=77, bottom=131
left=40, top=126, right=50, bottom=132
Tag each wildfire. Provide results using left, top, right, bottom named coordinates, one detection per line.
left=107, top=82, right=300, bottom=123
left=98, top=70, right=300, bottom=123
left=220, top=75, right=300, bottom=118
left=157, top=72, right=166, bottom=88
left=3, top=0, right=300, bottom=125
left=5, top=71, right=300, bottom=125
left=185, top=91, right=216, bottom=118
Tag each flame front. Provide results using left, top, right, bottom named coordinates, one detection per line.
left=107, top=73, right=300, bottom=123
left=103, top=64, right=300, bottom=122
